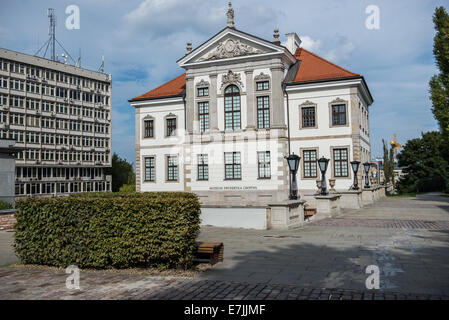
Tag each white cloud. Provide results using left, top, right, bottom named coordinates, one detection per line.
left=299, top=35, right=322, bottom=52
left=323, top=36, right=355, bottom=63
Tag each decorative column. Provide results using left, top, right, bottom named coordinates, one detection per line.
left=185, top=74, right=194, bottom=134
left=209, top=74, right=219, bottom=131
left=245, top=70, right=255, bottom=130
left=270, top=65, right=286, bottom=129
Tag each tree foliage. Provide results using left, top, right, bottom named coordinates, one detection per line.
left=105, top=153, right=135, bottom=192
left=396, top=131, right=449, bottom=193
left=430, top=7, right=449, bottom=138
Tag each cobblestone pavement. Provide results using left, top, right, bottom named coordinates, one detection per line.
left=0, top=267, right=448, bottom=300
left=1, top=193, right=449, bottom=299
left=309, top=218, right=449, bottom=229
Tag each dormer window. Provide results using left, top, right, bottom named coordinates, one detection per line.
left=256, top=81, right=269, bottom=91
left=197, top=87, right=209, bottom=97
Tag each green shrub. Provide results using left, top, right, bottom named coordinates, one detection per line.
left=14, top=194, right=201, bottom=269
left=0, top=200, right=13, bottom=210
left=118, top=184, right=136, bottom=193
left=69, top=191, right=197, bottom=199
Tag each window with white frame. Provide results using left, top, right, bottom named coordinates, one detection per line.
left=144, top=156, right=155, bottom=181
left=333, top=148, right=349, bottom=177
left=167, top=155, right=178, bottom=181
left=225, top=152, right=241, bottom=180
left=224, top=85, right=241, bottom=130
left=197, top=154, right=209, bottom=181
left=198, top=101, right=209, bottom=133
left=257, top=151, right=271, bottom=179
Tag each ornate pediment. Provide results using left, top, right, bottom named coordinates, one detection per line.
left=195, top=79, right=210, bottom=87
left=220, top=70, right=243, bottom=89
left=254, top=72, right=270, bottom=81
left=299, top=100, right=317, bottom=107
left=198, top=38, right=264, bottom=62
left=330, top=97, right=347, bottom=104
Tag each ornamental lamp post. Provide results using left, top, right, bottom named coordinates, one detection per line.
left=286, top=153, right=300, bottom=200
left=317, top=157, right=329, bottom=195
left=350, top=160, right=360, bottom=190
left=363, top=162, right=371, bottom=188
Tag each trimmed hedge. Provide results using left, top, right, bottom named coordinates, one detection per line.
left=14, top=194, right=201, bottom=269
left=69, top=191, right=197, bottom=199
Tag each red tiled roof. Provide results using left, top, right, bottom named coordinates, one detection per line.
left=130, top=73, right=186, bottom=102
left=130, top=49, right=359, bottom=102
left=293, top=48, right=359, bottom=83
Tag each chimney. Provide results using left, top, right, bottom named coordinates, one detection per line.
left=285, top=33, right=301, bottom=55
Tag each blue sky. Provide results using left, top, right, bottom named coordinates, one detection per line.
left=0, top=0, right=445, bottom=165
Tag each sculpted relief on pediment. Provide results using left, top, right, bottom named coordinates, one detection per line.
left=198, top=38, right=264, bottom=62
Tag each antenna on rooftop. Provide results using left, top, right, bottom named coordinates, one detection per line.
left=34, top=8, right=76, bottom=65
left=98, top=55, right=104, bottom=73
left=76, top=48, right=81, bottom=67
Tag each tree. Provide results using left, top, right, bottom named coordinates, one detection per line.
left=396, top=131, right=449, bottom=193
left=430, top=7, right=449, bottom=139
left=105, top=153, right=135, bottom=192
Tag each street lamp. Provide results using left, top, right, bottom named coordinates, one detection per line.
left=350, top=160, right=360, bottom=190
left=363, top=162, right=371, bottom=188
left=317, top=157, right=329, bottom=195
left=286, top=153, right=300, bottom=200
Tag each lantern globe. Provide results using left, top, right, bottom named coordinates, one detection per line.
left=350, top=160, right=360, bottom=173
left=318, top=157, right=329, bottom=173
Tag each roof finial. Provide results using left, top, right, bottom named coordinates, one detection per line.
left=273, top=28, right=280, bottom=45
left=226, top=2, right=235, bottom=28
left=186, top=42, right=192, bottom=55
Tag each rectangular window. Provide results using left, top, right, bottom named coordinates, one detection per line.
left=333, top=148, right=349, bottom=177
left=197, top=87, right=209, bottom=97
left=166, top=118, right=177, bottom=136
left=197, top=154, right=209, bottom=181
left=257, top=96, right=270, bottom=129
left=167, top=155, right=178, bottom=181
left=302, top=107, right=316, bottom=128
left=332, top=104, right=346, bottom=125
left=224, top=152, right=241, bottom=180
left=258, top=151, right=271, bottom=179
left=144, top=119, right=154, bottom=138
left=303, top=150, right=317, bottom=178
left=144, top=157, right=155, bottom=181
left=256, top=81, right=269, bottom=91
left=199, top=102, right=210, bottom=133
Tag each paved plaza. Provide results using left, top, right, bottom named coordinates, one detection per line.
left=1, top=193, right=449, bottom=299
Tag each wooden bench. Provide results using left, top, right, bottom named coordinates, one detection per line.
left=304, top=206, right=316, bottom=219
left=194, top=242, right=224, bottom=265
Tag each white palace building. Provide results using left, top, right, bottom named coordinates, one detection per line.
left=130, top=4, right=377, bottom=229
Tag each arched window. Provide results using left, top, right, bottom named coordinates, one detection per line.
left=224, top=85, right=241, bottom=130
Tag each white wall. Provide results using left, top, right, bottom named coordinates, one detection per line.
left=201, top=206, right=267, bottom=229
left=137, top=99, right=185, bottom=192
left=286, top=85, right=358, bottom=191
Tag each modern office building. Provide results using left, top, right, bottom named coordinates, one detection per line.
left=0, top=48, right=112, bottom=197
left=130, top=4, right=373, bottom=208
